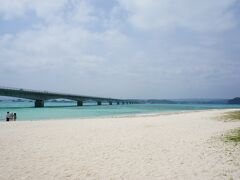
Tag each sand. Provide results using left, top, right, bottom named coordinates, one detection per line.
left=0, top=109, right=240, bottom=180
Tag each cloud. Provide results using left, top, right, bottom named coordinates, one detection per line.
left=0, top=0, right=66, bottom=20
left=0, top=0, right=240, bottom=98
left=0, top=0, right=98, bottom=24
left=118, top=0, right=238, bottom=32
left=70, top=0, right=96, bottom=23
left=0, top=24, right=131, bottom=70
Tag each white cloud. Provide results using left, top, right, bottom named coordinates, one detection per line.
left=118, top=0, right=237, bottom=32
left=0, top=0, right=97, bottom=24
left=0, top=0, right=240, bottom=98
left=70, top=0, right=96, bottom=23
left=0, top=22, right=132, bottom=73
left=0, top=0, right=67, bottom=20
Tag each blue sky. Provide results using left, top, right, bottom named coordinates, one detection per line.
left=0, top=0, right=240, bottom=99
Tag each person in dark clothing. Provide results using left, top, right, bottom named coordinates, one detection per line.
left=13, top=113, right=17, bottom=121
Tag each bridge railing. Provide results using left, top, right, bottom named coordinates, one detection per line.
left=0, top=85, right=53, bottom=94
left=0, top=85, right=122, bottom=101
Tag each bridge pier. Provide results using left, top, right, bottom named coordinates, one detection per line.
left=35, top=100, right=44, bottom=108
left=97, top=101, right=102, bottom=106
left=109, top=101, right=112, bottom=105
left=117, top=102, right=120, bottom=105
left=77, top=101, right=83, bottom=106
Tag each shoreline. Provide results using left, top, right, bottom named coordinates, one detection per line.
left=1, top=108, right=239, bottom=122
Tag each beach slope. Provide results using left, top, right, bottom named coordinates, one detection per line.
left=0, top=109, right=240, bottom=179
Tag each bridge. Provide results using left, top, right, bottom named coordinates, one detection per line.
left=0, top=87, right=135, bottom=107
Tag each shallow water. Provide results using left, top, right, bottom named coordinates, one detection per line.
left=0, top=101, right=240, bottom=121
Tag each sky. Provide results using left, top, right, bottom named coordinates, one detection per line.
left=0, top=0, right=240, bottom=99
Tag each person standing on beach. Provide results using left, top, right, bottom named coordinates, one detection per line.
left=13, top=113, right=17, bottom=121
left=6, top=112, right=10, bottom=121
left=10, top=112, right=14, bottom=121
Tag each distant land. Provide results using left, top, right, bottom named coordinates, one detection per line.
left=0, top=97, right=240, bottom=104
left=228, top=97, right=240, bottom=104
left=146, top=99, right=229, bottom=104
left=47, top=99, right=74, bottom=103
left=133, top=98, right=240, bottom=105
left=147, top=99, right=176, bottom=104
left=12, top=99, right=25, bottom=102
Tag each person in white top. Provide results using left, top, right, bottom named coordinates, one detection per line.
left=6, top=112, right=10, bottom=121
left=10, top=113, right=14, bottom=121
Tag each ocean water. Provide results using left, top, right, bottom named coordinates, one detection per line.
left=0, top=101, right=240, bottom=121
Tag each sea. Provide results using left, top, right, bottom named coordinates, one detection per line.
left=0, top=101, right=240, bottom=121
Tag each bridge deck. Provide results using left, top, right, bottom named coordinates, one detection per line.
left=0, top=86, right=133, bottom=107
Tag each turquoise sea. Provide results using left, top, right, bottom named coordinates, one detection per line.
left=1, top=101, right=240, bottom=121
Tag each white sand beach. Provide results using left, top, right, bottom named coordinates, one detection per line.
left=0, top=109, right=240, bottom=180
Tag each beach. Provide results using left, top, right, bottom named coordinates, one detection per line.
left=0, top=109, right=239, bottom=180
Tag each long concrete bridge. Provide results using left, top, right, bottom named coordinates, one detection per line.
left=0, top=87, right=135, bottom=107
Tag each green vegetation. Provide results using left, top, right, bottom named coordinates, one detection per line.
left=221, top=111, right=240, bottom=143
left=222, top=111, right=240, bottom=122
left=224, top=128, right=240, bottom=143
